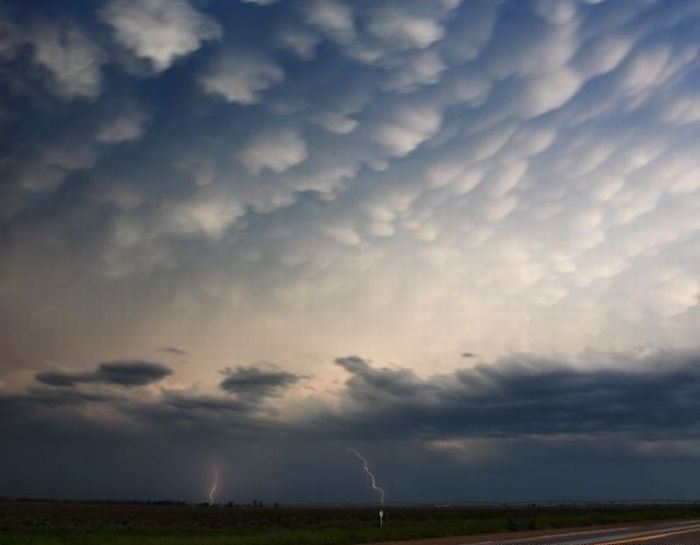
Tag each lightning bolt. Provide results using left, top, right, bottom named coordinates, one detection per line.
left=347, top=448, right=385, bottom=507
left=208, top=464, right=219, bottom=505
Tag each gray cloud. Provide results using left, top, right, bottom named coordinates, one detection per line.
left=35, top=360, right=172, bottom=388
left=28, top=20, right=105, bottom=99
left=219, top=364, right=305, bottom=402
left=157, top=346, right=187, bottom=356
left=10, top=349, right=700, bottom=447
left=326, top=351, right=700, bottom=443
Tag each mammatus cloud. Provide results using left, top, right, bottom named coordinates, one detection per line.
left=238, top=130, right=308, bottom=174
left=36, top=360, right=172, bottom=388
left=97, top=105, right=149, bottom=143
left=29, top=21, right=105, bottom=99
left=199, top=50, right=284, bottom=104
left=100, top=0, right=221, bottom=72
left=371, top=104, right=442, bottom=157
left=1, top=0, right=700, bottom=501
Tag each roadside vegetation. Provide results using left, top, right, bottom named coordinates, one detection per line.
left=3, top=500, right=700, bottom=545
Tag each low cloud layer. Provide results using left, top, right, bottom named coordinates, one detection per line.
left=8, top=349, right=700, bottom=445
left=219, top=364, right=305, bottom=402
left=35, top=360, right=172, bottom=388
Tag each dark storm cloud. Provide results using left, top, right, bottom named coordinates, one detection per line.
left=334, top=356, right=426, bottom=401
left=324, top=351, right=700, bottom=442
left=19, top=350, right=700, bottom=443
left=219, top=364, right=305, bottom=402
left=6, top=349, right=700, bottom=502
left=115, top=391, right=273, bottom=437
left=35, top=360, right=172, bottom=388
left=0, top=388, right=117, bottom=413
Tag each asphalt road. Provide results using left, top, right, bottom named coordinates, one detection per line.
left=368, top=520, right=700, bottom=545
left=462, top=520, right=700, bottom=545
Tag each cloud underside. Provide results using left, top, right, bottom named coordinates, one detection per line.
left=35, top=360, right=172, bottom=387
left=7, top=350, right=700, bottom=455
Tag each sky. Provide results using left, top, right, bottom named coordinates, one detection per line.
left=1, top=0, right=700, bottom=504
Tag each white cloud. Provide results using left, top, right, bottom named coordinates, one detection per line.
left=488, top=160, right=528, bottom=198
left=384, top=50, right=446, bottom=92
left=199, top=50, right=284, bottom=105
left=517, top=67, right=583, bottom=117
left=488, top=21, right=579, bottom=77
left=367, top=8, right=445, bottom=50
left=482, top=195, right=518, bottom=221
left=371, top=105, right=442, bottom=157
left=100, top=0, right=221, bottom=72
left=575, top=34, right=633, bottom=77
left=276, top=26, right=320, bottom=60
left=447, top=74, right=492, bottom=106
left=303, top=0, right=354, bottom=43
left=161, top=192, right=244, bottom=240
left=569, top=208, right=604, bottom=233
left=661, top=94, right=700, bottom=125
left=238, top=130, right=308, bottom=174
left=444, top=1, right=500, bottom=63
left=618, top=45, right=671, bottom=96
left=322, top=224, right=362, bottom=245
left=312, top=112, right=358, bottom=135
left=533, top=0, right=578, bottom=25
left=29, top=22, right=104, bottom=99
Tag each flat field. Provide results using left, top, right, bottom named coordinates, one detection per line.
left=2, top=500, right=700, bottom=545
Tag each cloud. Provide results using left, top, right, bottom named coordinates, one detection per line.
left=574, top=34, right=634, bottom=77
left=0, top=389, right=118, bottom=413
left=303, top=0, right=355, bottom=44
left=533, top=0, right=578, bottom=25
left=97, top=105, right=149, bottom=143
left=367, top=2, right=454, bottom=49
left=371, top=104, right=442, bottom=157
left=29, top=21, right=104, bottom=99
left=159, top=191, right=245, bottom=239
left=366, top=7, right=445, bottom=50
left=238, top=130, right=308, bottom=174
left=158, top=346, right=187, bottom=356
left=36, top=360, right=172, bottom=388
left=517, top=67, right=583, bottom=117
left=328, top=350, right=700, bottom=442
left=276, top=26, right=321, bottom=60
left=219, top=364, right=305, bottom=402
left=199, top=50, right=284, bottom=104
left=335, top=356, right=425, bottom=401
left=16, top=348, right=700, bottom=450
left=100, top=0, right=221, bottom=72
left=384, top=50, right=446, bottom=92
left=660, top=94, right=700, bottom=125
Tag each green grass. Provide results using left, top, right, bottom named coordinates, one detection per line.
left=3, top=501, right=700, bottom=545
